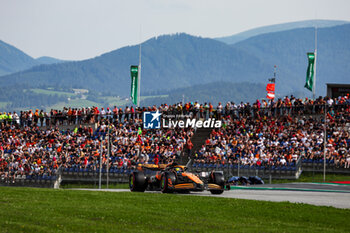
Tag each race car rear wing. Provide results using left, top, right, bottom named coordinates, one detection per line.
left=185, top=159, right=192, bottom=169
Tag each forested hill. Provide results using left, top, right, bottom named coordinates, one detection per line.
left=0, top=34, right=271, bottom=96
left=140, top=81, right=267, bottom=107
left=232, top=23, right=350, bottom=96
left=0, top=23, right=349, bottom=111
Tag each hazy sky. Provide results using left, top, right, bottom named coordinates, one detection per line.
left=1, top=0, right=349, bottom=60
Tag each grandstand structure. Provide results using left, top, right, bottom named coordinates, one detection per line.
left=327, top=83, right=350, bottom=98
left=0, top=95, right=349, bottom=188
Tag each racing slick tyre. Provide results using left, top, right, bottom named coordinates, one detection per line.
left=129, top=171, right=147, bottom=192
left=209, top=171, right=225, bottom=195
left=161, top=172, right=176, bottom=193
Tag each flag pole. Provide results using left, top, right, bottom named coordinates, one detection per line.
left=324, top=102, right=327, bottom=182
left=137, top=26, right=142, bottom=108
left=313, top=25, right=317, bottom=100
left=274, top=65, right=277, bottom=98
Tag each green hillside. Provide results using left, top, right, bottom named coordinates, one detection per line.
left=141, top=81, right=266, bottom=106
left=0, top=86, right=68, bottom=111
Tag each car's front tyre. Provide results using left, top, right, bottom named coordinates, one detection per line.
left=161, top=172, right=175, bottom=193
left=209, top=171, right=224, bottom=194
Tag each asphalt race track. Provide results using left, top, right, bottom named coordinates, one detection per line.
left=198, top=189, right=350, bottom=209
left=238, top=182, right=350, bottom=192
left=72, top=183, right=350, bottom=209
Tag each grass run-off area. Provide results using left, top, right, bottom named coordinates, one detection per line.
left=0, top=187, right=349, bottom=232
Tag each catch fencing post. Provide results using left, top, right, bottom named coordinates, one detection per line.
left=99, top=136, right=103, bottom=189
left=237, top=160, right=240, bottom=177
left=106, top=122, right=110, bottom=189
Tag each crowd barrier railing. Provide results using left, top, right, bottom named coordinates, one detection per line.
left=1, top=103, right=348, bottom=128
left=301, top=159, right=350, bottom=174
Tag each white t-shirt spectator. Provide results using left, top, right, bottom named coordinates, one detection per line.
left=280, top=157, right=287, bottom=165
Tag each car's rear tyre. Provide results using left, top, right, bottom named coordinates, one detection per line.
left=210, top=189, right=224, bottom=194
left=129, top=172, right=147, bottom=192
left=161, top=172, right=175, bottom=193
left=209, top=171, right=224, bottom=195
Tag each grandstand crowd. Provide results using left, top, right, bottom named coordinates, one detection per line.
left=0, top=95, right=349, bottom=182
left=1, top=95, right=348, bottom=126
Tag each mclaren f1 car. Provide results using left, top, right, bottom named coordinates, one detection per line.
left=129, top=162, right=224, bottom=194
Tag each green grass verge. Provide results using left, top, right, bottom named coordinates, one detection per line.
left=0, top=187, right=349, bottom=232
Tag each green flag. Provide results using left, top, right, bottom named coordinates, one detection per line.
left=130, top=65, right=139, bottom=105
left=138, top=127, right=142, bottom=135
left=305, top=52, right=315, bottom=92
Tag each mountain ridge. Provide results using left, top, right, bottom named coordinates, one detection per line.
left=0, top=40, right=38, bottom=76
left=0, top=22, right=349, bottom=111
left=231, top=24, right=350, bottom=97
left=0, top=40, right=67, bottom=76
left=215, top=19, right=349, bottom=45
left=0, top=33, right=272, bottom=96
left=35, top=56, right=66, bottom=65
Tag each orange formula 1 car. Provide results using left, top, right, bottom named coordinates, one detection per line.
left=129, top=163, right=224, bottom=194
